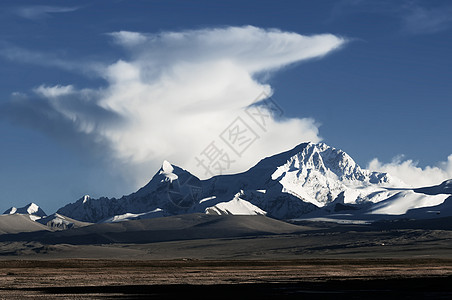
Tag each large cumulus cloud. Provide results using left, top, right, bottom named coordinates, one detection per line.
left=2, top=26, right=346, bottom=185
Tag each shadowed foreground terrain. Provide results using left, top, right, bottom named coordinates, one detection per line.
left=1, top=214, right=452, bottom=298
left=1, top=214, right=452, bottom=260
left=0, top=259, right=452, bottom=299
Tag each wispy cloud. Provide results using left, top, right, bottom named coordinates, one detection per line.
left=1, top=26, right=346, bottom=186
left=401, top=3, right=452, bottom=34
left=0, top=42, right=105, bottom=75
left=13, top=5, right=79, bottom=20
left=331, top=0, right=452, bottom=35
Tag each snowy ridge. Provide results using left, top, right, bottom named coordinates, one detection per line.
left=37, top=213, right=91, bottom=230
left=54, top=142, right=452, bottom=223
left=414, top=179, right=452, bottom=195
left=102, top=208, right=166, bottom=223
left=57, top=160, right=202, bottom=223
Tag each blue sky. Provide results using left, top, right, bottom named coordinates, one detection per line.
left=0, top=0, right=451, bottom=213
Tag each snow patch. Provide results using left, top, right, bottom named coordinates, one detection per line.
left=199, top=196, right=217, bottom=204
left=205, top=192, right=266, bottom=216
left=29, top=215, right=42, bottom=221
left=103, top=208, right=165, bottom=223
left=159, top=160, right=178, bottom=182
left=83, top=195, right=90, bottom=204
left=26, top=203, right=40, bottom=215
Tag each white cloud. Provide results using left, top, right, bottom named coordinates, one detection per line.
left=34, top=85, right=75, bottom=98
left=5, top=26, right=345, bottom=186
left=368, top=155, right=452, bottom=188
left=109, top=31, right=148, bottom=48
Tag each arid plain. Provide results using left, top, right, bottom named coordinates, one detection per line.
left=1, top=214, right=452, bottom=298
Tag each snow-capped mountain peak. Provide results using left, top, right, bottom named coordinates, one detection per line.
left=82, top=195, right=90, bottom=204
left=134, top=160, right=201, bottom=197
left=3, top=203, right=47, bottom=220
left=159, top=160, right=178, bottom=183
left=269, top=142, right=393, bottom=207
left=57, top=160, right=203, bottom=222
left=272, top=142, right=387, bottom=183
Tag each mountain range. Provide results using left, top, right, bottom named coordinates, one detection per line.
left=4, top=142, right=450, bottom=228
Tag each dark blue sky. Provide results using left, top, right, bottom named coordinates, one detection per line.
left=0, top=0, right=451, bottom=213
